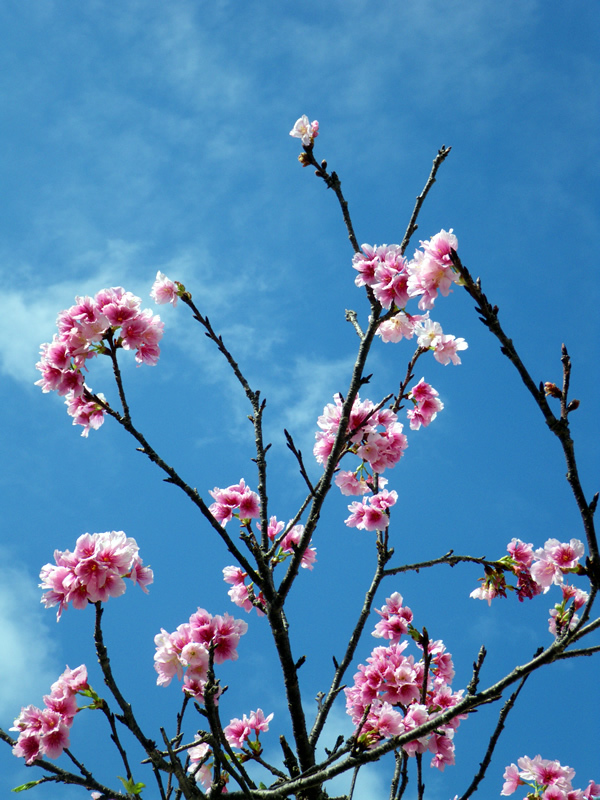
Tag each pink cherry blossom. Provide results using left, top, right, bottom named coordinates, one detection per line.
left=376, top=311, right=429, bottom=343
left=151, top=271, right=180, bottom=306
left=224, top=708, right=273, bottom=750
left=372, top=592, right=413, bottom=643
left=187, top=739, right=213, bottom=789
left=11, top=665, right=88, bottom=765
left=407, top=379, right=444, bottom=430
left=500, top=754, right=595, bottom=799
left=406, top=230, right=459, bottom=310
left=278, top=524, right=318, bottom=569
left=315, top=393, right=408, bottom=474
left=36, top=286, right=165, bottom=434
left=209, top=479, right=261, bottom=526
left=345, top=490, right=398, bottom=531
left=40, top=531, right=152, bottom=619
left=501, top=763, right=524, bottom=795
left=334, top=470, right=371, bottom=496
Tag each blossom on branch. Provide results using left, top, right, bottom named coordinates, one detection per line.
left=500, top=755, right=599, bottom=799
left=39, top=531, right=153, bottom=620
left=345, top=490, right=398, bottom=531
left=209, top=479, right=261, bottom=526
left=36, top=286, right=165, bottom=435
left=406, top=378, right=444, bottom=430
left=224, top=708, right=274, bottom=750
left=289, top=115, right=319, bottom=146
left=154, top=608, right=248, bottom=700
left=407, top=229, right=460, bottom=310
left=11, top=665, right=89, bottom=765
left=314, top=393, right=407, bottom=472
left=150, top=271, right=180, bottom=306
left=345, top=599, right=463, bottom=768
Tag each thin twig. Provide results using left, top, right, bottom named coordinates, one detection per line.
left=400, top=146, right=452, bottom=255
left=450, top=250, right=599, bottom=588
left=458, top=676, right=529, bottom=799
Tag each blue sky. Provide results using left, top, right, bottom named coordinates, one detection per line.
left=0, top=1, right=599, bottom=798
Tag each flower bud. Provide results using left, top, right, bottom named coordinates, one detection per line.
left=544, top=382, right=562, bottom=398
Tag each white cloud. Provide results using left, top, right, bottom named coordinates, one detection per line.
left=0, top=555, right=60, bottom=721
left=314, top=704, right=393, bottom=800
left=0, top=240, right=160, bottom=386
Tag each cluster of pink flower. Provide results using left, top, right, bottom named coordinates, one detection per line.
left=39, top=531, right=153, bottom=620
left=209, top=479, right=261, bottom=526
left=289, top=114, right=319, bottom=146
left=314, top=393, right=408, bottom=472
left=223, top=516, right=317, bottom=614
left=414, top=319, right=468, bottom=366
left=501, top=755, right=599, bottom=799
left=352, top=230, right=460, bottom=312
left=35, top=287, right=164, bottom=435
left=345, top=593, right=464, bottom=770
left=470, top=537, right=588, bottom=635
left=406, top=378, right=444, bottom=430
left=11, top=665, right=89, bottom=765
left=345, top=489, right=398, bottom=531
left=377, top=312, right=468, bottom=366
left=154, top=608, right=248, bottom=700
left=224, top=708, right=274, bottom=750
left=223, top=565, right=267, bottom=615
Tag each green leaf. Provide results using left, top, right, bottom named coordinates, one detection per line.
left=118, top=776, right=146, bottom=795
left=12, top=780, right=45, bottom=792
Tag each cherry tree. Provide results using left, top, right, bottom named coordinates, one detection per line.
left=1, top=118, right=598, bottom=800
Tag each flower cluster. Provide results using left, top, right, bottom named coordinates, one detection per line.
left=353, top=243, right=411, bottom=309
left=39, top=531, right=153, bottom=620
left=289, top=115, right=319, bottom=146
left=35, top=287, right=164, bottom=435
left=406, top=378, right=444, bottom=430
left=224, top=708, right=274, bottom=750
left=414, top=319, right=468, bottom=366
left=154, top=608, right=248, bottom=699
left=353, top=231, right=461, bottom=312
left=11, top=665, right=89, bottom=764
left=345, top=489, right=398, bottom=531
left=501, top=755, right=600, bottom=799
left=314, top=393, right=408, bottom=471
left=372, top=591, right=414, bottom=641
left=470, top=537, right=588, bottom=636
left=223, top=565, right=267, bottom=615
left=376, top=309, right=429, bottom=344
left=345, top=593, right=464, bottom=770
left=209, top=479, right=261, bottom=526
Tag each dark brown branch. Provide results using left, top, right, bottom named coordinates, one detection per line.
left=0, top=728, right=128, bottom=799
left=298, top=145, right=360, bottom=252
left=284, top=429, right=316, bottom=495
left=93, top=604, right=169, bottom=773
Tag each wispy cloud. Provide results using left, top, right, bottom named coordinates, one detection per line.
left=0, top=554, right=60, bottom=720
